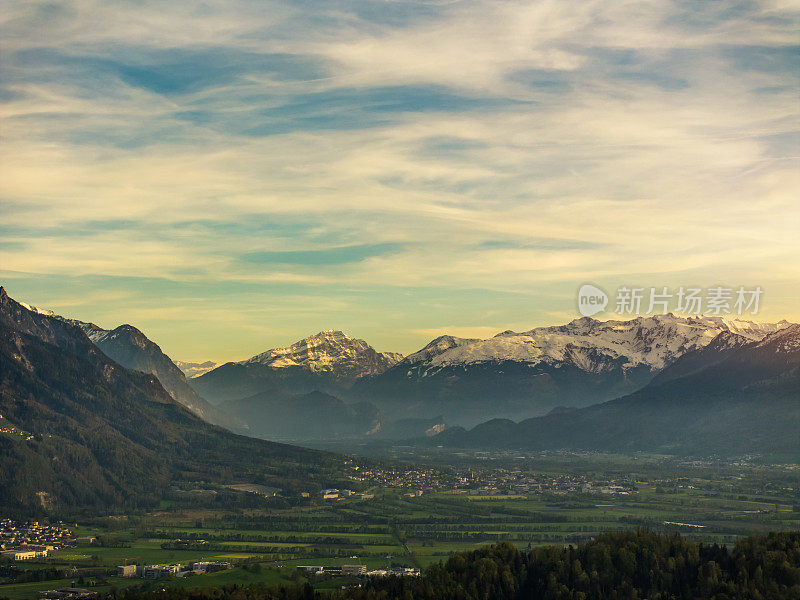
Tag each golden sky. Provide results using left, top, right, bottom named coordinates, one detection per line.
left=1, top=0, right=798, bottom=360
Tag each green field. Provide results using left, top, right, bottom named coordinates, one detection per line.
left=2, top=453, right=798, bottom=599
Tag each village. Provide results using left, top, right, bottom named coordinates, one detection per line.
left=0, top=519, right=232, bottom=583
left=296, top=565, right=420, bottom=578
left=0, top=519, right=83, bottom=560
left=0, top=414, right=35, bottom=441
left=354, top=464, right=637, bottom=497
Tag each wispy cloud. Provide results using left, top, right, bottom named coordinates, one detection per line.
left=1, top=0, right=798, bottom=359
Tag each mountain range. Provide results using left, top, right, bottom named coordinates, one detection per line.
left=435, top=326, right=800, bottom=457
left=4, top=284, right=798, bottom=480
left=356, top=315, right=790, bottom=426
left=190, top=315, right=791, bottom=430
left=0, top=287, right=345, bottom=514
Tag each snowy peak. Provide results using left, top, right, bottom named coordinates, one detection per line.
left=702, top=330, right=752, bottom=352
left=242, top=330, right=403, bottom=378
left=18, top=300, right=55, bottom=317
left=518, top=314, right=785, bottom=341
left=77, top=323, right=149, bottom=349
left=403, top=335, right=481, bottom=365
left=175, top=360, right=221, bottom=379
left=63, top=320, right=154, bottom=355
left=410, top=314, right=794, bottom=374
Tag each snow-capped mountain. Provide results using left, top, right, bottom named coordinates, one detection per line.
left=438, top=322, right=800, bottom=456
left=355, top=314, right=793, bottom=427
left=754, top=322, right=800, bottom=353
left=243, top=330, right=402, bottom=376
left=190, top=331, right=403, bottom=404
left=17, top=301, right=55, bottom=316
left=409, top=314, right=789, bottom=375
left=175, top=360, right=221, bottom=379
left=403, top=335, right=481, bottom=365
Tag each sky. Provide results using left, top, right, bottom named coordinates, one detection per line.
left=1, top=0, right=799, bottom=362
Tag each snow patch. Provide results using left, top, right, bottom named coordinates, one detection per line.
left=412, top=315, right=793, bottom=375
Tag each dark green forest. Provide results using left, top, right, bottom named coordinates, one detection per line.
left=79, top=530, right=800, bottom=600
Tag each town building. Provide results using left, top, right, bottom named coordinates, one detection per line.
left=191, top=561, right=231, bottom=574
left=141, top=564, right=181, bottom=579
left=2, top=549, right=39, bottom=560
left=341, top=565, right=367, bottom=575
left=297, top=566, right=323, bottom=573
left=116, top=565, right=137, bottom=578
left=76, top=537, right=96, bottom=546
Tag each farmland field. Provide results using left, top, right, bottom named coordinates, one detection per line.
left=1, top=452, right=798, bottom=598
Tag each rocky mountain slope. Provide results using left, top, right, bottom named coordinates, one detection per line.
left=15, top=298, right=230, bottom=425
left=0, top=287, right=345, bottom=513
left=436, top=326, right=800, bottom=457
left=191, top=330, right=402, bottom=404
left=61, top=319, right=233, bottom=426
left=355, top=314, right=791, bottom=426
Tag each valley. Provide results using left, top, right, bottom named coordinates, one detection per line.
left=1, top=452, right=798, bottom=599
left=1, top=287, right=798, bottom=598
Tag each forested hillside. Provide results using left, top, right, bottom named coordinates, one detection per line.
left=0, top=287, right=347, bottom=515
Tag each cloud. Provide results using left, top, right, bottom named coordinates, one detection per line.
left=0, top=0, right=798, bottom=360
left=241, top=243, right=404, bottom=266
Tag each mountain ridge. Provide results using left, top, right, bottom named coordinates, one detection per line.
left=0, top=286, right=345, bottom=513
left=242, top=329, right=403, bottom=375
left=68, top=320, right=220, bottom=417
left=175, top=360, right=220, bottom=378
left=354, top=314, right=793, bottom=426
left=433, top=324, right=800, bottom=457
left=9, top=304, right=239, bottom=428
left=191, top=330, right=403, bottom=404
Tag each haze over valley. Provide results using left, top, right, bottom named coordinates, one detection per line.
left=7, top=288, right=798, bottom=458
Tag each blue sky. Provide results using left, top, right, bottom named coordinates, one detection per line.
left=1, top=0, right=798, bottom=361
